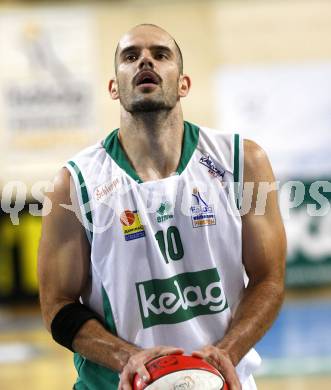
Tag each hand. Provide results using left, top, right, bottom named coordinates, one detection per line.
left=118, top=345, right=184, bottom=390
left=192, top=345, right=241, bottom=390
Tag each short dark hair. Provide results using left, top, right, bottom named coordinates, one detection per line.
left=114, top=24, right=183, bottom=74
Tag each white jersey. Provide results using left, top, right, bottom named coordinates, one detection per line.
left=66, top=122, right=261, bottom=390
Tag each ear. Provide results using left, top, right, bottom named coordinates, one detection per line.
left=109, top=78, right=119, bottom=100
left=178, top=74, right=191, bottom=98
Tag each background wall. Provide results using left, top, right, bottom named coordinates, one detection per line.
left=1, top=0, right=331, bottom=295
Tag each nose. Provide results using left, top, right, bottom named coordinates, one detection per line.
left=138, top=49, right=154, bottom=69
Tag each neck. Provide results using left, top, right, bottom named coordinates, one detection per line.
left=118, top=104, right=184, bottom=181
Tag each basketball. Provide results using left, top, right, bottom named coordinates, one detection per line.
left=132, top=355, right=228, bottom=390
left=120, top=210, right=135, bottom=226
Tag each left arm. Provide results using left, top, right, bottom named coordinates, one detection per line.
left=193, top=139, right=287, bottom=389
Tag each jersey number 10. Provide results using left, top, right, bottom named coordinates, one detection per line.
left=155, top=226, right=184, bottom=264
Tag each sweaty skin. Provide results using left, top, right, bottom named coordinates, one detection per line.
left=38, top=24, right=286, bottom=390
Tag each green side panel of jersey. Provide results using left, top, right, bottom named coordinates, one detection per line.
left=103, top=121, right=199, bottom=182
left=68, top=162, right=119, bottom=389
left=73, top=353, right=120, bottom=390
left=73, top=288, right=119, bottom=389
left=102, top=285, right=118, bottom=335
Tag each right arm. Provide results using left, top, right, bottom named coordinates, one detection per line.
left=38, top=168, right=183, bottom=388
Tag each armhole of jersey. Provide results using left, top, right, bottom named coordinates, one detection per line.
left=66, top=161, right=93, bottom=244
left=233, top=134, right=244, bottom=210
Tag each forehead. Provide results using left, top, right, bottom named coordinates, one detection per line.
left=118, top=26, right=175, bottom=53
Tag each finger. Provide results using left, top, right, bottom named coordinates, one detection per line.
left=119, top=368, right=134, bottom=390
left=148, top=346, right=184, bottom=361
left=155, top=345, right=184, bottom=352
left=191, top=350, right=240, bottom=390
left=191, top=351, right=205, bottom=359
left=208, top=351, right=220, bottom=366
left=226, top=377, right=241, bottom=390
left=161, top=347, right=184, bottom=355
left=215, top=361, right=241, bottom=390
left=223, top=369, right=241, bottom=390
left=135, top=364, right=151, bottom=383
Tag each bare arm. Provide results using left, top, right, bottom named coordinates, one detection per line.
left=193, top=139, right=286, bottom=388
left=38, top=168, right=182, bottom=387
left=216, top=139, right=286, bottom=362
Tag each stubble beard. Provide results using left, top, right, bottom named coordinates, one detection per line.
left=119, top=82, right=178, bottom=114
left=130, top=100, right=171, bottom=113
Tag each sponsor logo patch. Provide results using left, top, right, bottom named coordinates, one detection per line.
left=136, top=268, right=228, bottom=328
left=120, top=210, right=145, bottom=241
left=94, top=177, right=120, bottom=202
left=190, top=188, right=216, bottom=228
left=199, top=154, right=225, bottom=179
left=156, top=201, right=174, bottom=223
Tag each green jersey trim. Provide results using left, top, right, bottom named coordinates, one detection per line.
left=103, top=128, right=142, bottom=183
left=68, top=160, right=93, bottom=242
left=102, top=285, right=118, bottom=335
left=176, top=121, right=200, bottom=175
left=233, top=134, right=241, bottom=210
left=102, top=121, right=200, bottom=183
left=233, top=134, right=240, bottom=184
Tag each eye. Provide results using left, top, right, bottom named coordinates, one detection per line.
left=155, top=52, right=168, bottom=60
left=125, top=54, right=138, bottom=62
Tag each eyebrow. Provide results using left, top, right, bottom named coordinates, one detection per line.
left=119, top=44, right=173, bottom=59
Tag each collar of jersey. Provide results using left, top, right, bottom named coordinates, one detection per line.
left=102, top=121, right=200, bottom=183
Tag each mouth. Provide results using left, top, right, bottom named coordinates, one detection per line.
left=135, top=70, right=160, bottom=87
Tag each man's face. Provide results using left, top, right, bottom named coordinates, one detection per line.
left=112, top=26, right=183, bottom=113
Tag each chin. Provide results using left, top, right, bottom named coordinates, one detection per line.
left=129, top=98, right=170, bottom=113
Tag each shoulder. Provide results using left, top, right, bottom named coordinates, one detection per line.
left=243, top=139, right=275, bottom=182
left=46, top=167, right=73, bottom=210
left=42, top=164, right=90, bottom=243
left=48, top=145, right=101, bottom=206
left=68, top=141, right=104, bottom=164
left=198, top=125, right=240, bottom=148
left=198, top=125, right=230, bottom=139
left=197, top=125, right=236, bottom=157
left=66, top=140, right=110, bottom=187
left=244, top=139, right=268, bottom=167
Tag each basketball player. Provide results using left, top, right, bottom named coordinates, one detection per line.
left=38, top=24, right=286, bottom=390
